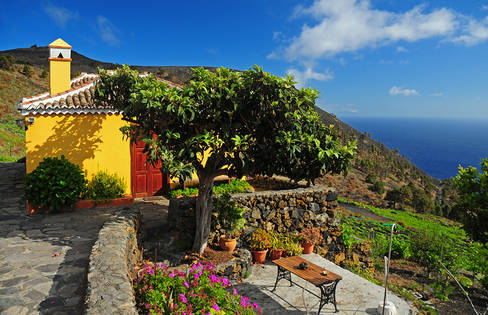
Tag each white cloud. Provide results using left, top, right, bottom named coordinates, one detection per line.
left=451, top=18, right=488, bottom=45
left=483, top=5, right=488, bottom=10
left=396, top=46, right=408, bottom=52
left=273, top=0, right=488, bottom=61
left=287, top=65, right=334, bottom=88
left=430, top=92, right=444, bottom=97
left=389, top=86, right=419, bottom=96
left=281, top=0, right=457, bottom=60
left=44, top=4, right=77, bottom=28
left=97, top=15, right=120, bottom=46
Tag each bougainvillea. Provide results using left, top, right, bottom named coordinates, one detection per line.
left=134, top=262, right=261, bottom=315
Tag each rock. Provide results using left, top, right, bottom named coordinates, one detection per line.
left=352, top=253, right=360, bottom=265
left=251, top=208, right=261, bottom=219
left=335, top=252, right=345, bottom=265
left=326, top=191, right=338, bottom=201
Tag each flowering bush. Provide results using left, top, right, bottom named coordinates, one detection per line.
left=134, top=262, right=261, bottom=314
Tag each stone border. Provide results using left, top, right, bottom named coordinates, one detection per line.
left=85, top=207, right=142, bottom=315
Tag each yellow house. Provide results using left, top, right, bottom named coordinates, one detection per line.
left=18, top=38, right=180, bottom=198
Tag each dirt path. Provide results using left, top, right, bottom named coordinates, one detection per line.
left=339, top=202, right=393, bottom=223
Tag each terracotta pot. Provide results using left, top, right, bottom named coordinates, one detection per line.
left=270, top=249, right=283, bottom=260
left=251, top=249, right=268, bottom=264
left=219, top=236, right=237, bottom=252
left=301, top=242, right=314, bottom=254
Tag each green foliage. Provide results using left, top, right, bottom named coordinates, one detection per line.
left=371, top=180, right=385, bottom=194
left=22, top=64, right=32, bottom=78
left=95, top=65, right=356, bottom=252
left=466, top=242, right=488, bottom=289
left=0, top=54, right=15, bottom=71
left=213, top=193, right=245, bottom=238
left=84, top=170, right=126, bottom=203
left=340, top=224, right=356, bottom=250
left=370, top=233, right=410, bottom=259
left=269, top=231, right=285, bottom=250
left=452, top=158, right=488, bottom=243
left=24, top=156, right=87, bottom=212
left=410, top=231, right=459, bottom=273
left=169, top=179, right=252, bottom=198
left=134, top=262, right=261, bottom=314
left=248, top=228, right=272, bottom=251
left=365, top=173, right=377, bottom=184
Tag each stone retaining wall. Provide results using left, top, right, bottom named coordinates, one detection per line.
left=0, top=162, right=25, bottom=216
left=85, top=207, right=142, bottom=315
left=168, top=185, right=345, bottom=260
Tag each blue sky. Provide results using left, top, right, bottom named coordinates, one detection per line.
left=1, top=0, right=488, bottom=119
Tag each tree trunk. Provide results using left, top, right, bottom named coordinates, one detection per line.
left=192, top=173, right=214, bottom=253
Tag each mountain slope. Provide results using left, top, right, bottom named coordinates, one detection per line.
left=0, top=46, right=440, bottom=206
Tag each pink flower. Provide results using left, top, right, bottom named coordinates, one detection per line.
left=233, top=288, right=238, bottom=295
left=148, top=269, right=154, bottom=275
left=212, top=304, right=220, bottom=312
left=222, top=278, right=229, bottom=286
left=183, top=281, right=189, bottom=288
left=253, top=302, right=259, bottom=309
left=169, top=272, right=175, bottom=278
left=179, top=294, right=188, bottom=304
left=209, top=274, right=217, bottom=282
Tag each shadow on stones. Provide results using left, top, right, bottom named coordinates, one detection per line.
left=0, top=205, right=118, bottom=314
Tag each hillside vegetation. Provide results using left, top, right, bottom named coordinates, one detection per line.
left=1, top=46, right=442, bottom=212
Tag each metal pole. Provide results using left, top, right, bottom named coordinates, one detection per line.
left=382, top=223, right=396, bottom=315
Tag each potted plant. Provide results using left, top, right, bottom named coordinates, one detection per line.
left=248, top=228, right=272, bottom=263
left=299, top=227, right=323, bottom=254
left=269, top=231, right=285, bottom=260
left=214, top=193, right=245, bottom=252
left=283, top=234, right=303, bottom=257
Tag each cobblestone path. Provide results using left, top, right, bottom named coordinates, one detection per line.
left=0, top=164, right=169, bottom=314
left=0, top=203, right=119, bottom=314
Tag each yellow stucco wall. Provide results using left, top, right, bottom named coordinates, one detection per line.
left=49, top=59, right=71, bottom=95
left=25, top=113, right=132, bottom=195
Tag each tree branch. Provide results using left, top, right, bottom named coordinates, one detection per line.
left=438, top=260, right=487, bottom=315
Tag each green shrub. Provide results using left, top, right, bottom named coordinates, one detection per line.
left=410, top=231, right=458, bottom=274
left=371, top=181, right=386, bottom=194
left=365, top=173, right=377, bottom=184
left=24, top=156, right=87, bottom=211
left=84, top=170, right=126, bottom=203
left=169, top=179, right=253, bottom=198
left=22, top=64, right=32, bottom=78
left=213, top=193, right=245, bottom=238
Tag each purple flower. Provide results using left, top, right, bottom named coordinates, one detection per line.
left=179, top=293, right=188, bottom=303
left=212, top=304, right=220, bottom=311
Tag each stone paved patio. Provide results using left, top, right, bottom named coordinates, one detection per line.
left=235, top=253, right=416, bottom=315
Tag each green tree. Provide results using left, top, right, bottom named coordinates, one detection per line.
left=0, top=54, right=15, bottom=71
left=40, top=69, right=48, bottom=78
left=94, top=65, right=356, bottom=253
left=23, top=64, right=33, bottom=78
left=452, top=158, right=488, bottom=243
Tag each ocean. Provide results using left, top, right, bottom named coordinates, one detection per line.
left=340, top=117, right=488, bottom=180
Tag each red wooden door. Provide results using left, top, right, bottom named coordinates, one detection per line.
left=130, top=140, right=168, bottom=197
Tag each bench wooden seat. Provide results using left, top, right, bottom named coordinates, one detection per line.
left=272, top=256, right=342, bottom=313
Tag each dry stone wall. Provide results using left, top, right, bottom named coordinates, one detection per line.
left=85, top=207, right=142, bottom=315
left=168, top=185, right=345, bottom=260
